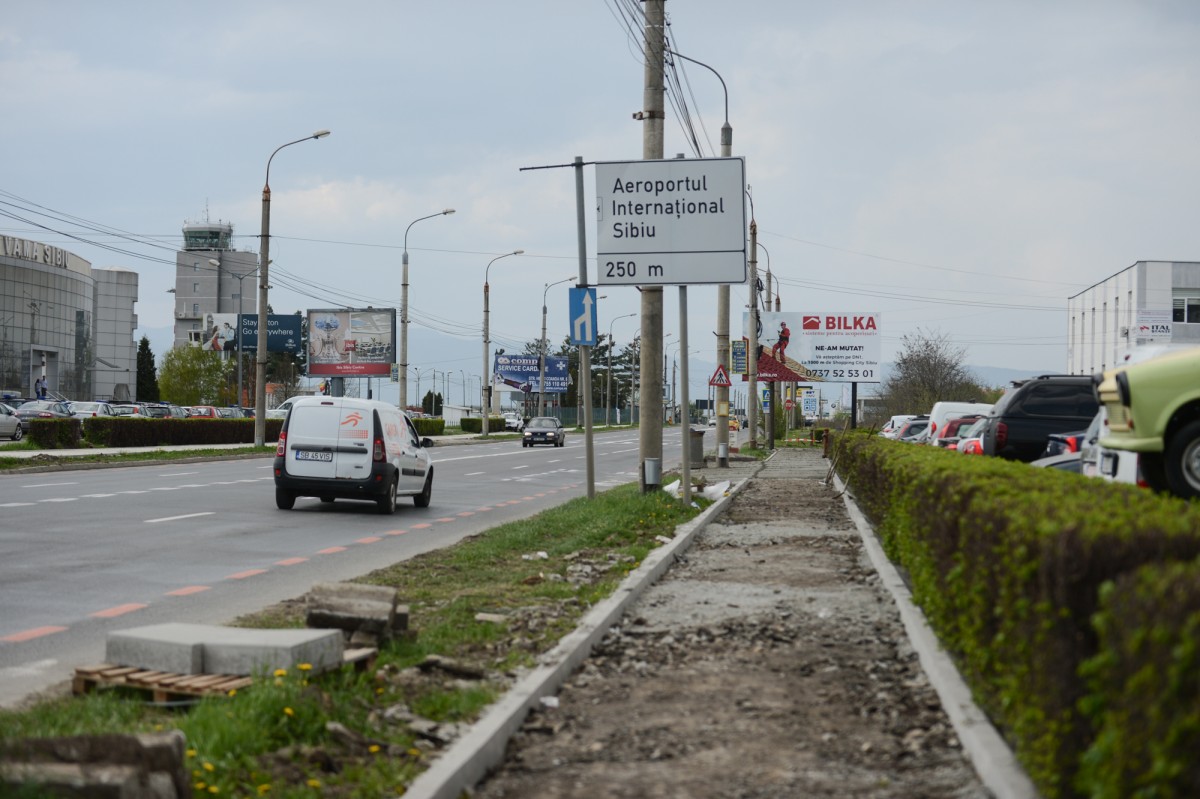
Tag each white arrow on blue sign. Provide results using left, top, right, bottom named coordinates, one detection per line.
left=569, top=287, right=597, bottom=346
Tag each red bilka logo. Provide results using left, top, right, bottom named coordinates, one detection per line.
left=804, top=315, right=877, bottom=331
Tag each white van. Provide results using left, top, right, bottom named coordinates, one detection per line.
left=273, top=397, right=434, bottom=513
left=926, top=401, right=993, bottom=447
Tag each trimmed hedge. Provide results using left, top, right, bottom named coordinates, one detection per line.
left=30, top=418, right=283, bottom=449
left=412, top=417, right=445, bottom=437
left=831, top=430, right=1200, bottom=798
left=459, top=416, right=505, bottom=434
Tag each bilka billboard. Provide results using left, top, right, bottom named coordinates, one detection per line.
left=741, top=311, right=881, bottom=383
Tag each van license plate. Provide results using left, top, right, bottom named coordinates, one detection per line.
left=295, top=451, right=333, bottom=462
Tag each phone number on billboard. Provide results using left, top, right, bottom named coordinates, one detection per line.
left=806, top=369, right=874, bottom=379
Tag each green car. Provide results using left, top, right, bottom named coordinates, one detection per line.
left=1095, top=346, right=1200, bottom=498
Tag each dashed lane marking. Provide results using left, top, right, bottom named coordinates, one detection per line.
left=226, top=569, right=268, bottom=579
left=166, top=586, right=210, bottom=596
left=1, top=627, right=67, bottom=643
left=146, top=512, right=215, bottom=524
left=90, top=603, right=147, bottom=619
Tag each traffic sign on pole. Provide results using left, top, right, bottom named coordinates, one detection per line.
left=708, top=364, right=732, bottom=387
left=568, top=287, right=597, bottom=346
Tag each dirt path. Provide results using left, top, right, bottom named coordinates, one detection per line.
left=473, top=449, right=990, bottom=798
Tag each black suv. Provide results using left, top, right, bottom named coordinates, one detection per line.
left=980, top=375, right=1100, bottom=462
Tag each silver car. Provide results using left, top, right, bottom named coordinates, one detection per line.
left=0, top=402, right=24, bottom=440
left=69, top=401, right=116, bottom=419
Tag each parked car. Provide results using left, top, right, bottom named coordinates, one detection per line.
left=111, top=404, right=147, bottom=418
left=14, top=399, right=75, bottom=423
left=926, top=402, right=993, bottom=447
left=979, top=375, right=1100, bottom=462
left=186, top=405, right=220, bottom=419
left=523, top=416, right=566, bottom=447
left=267, top=397, right=301, bottom=421
left=0, top=402, right=24, bottom=440
left=273, top=396, right=434, bottom=513
left=933, top=415, right=986, bottom=449
left=503, top=412, right=524, bottom=431
left=216, top=407, right=245, bottom=419
left=68, top=401, right=116, bottom=419
left=1030, top=452, right=1084, bottom=472
left=879, top=414, right=917, bottom=438
left=893, top=416, right=929, bottom=442
left=1094, top=345, right=1200, bottom=497
left=1041, top=429, right=1088, bottom=458
left=955, top=418, right=988, bottom=455
left=141, top=403, right=187, bottom=419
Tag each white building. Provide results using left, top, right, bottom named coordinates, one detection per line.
left=1067, top=260, right=1200, bottom=375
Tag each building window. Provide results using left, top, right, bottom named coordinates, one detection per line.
left=1173, top=297, right=1200, bottom=323
left=192, top=303, right=200, bottom=316
left=193, top=283, right=199, bottom=292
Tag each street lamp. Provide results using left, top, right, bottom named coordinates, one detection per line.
left=400, top=208, right=455, bottom=411
left=606, top=312, right=636, bottom=426
left=482, top=250, right=523, bottom=437
left=255, top=129, right=330, bottom=446
left=539, top=276, right=574, bottom=416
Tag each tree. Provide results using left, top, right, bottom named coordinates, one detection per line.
left=422, top=391, right=443, bottom=416
left=874, top=328, right=990, bottom=423
left=158, top=346, right=231, bottom=405
left=136, top=336, right=159, bottom=402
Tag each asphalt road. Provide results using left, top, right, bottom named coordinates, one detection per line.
left=0, top=429, right=669, bottom=708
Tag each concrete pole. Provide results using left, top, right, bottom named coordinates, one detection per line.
left=639, top=0, right=665, bottom=491
left=573, top=156, right=596, bottom=499
left=716, top=117, right=732, bottom=466
left=747, top=219, right=759, bottom=449
left=482, top=283, right=490, bottom=437
left=679, top=287, right=691, bottom=505
left=539, top=298, right=548, bottom=417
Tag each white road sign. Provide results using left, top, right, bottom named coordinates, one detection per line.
left=595, top=157, right=747, bottom=286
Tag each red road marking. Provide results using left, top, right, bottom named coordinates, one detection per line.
left=166, top=586, right=210, bottom=596
left=90, top=603, right=147, bottom=619
left=411, top=523, right=432, bottom=530
left=477, top=507, right=493, bottom=512
left=457, top=511, right=475, bottom=517
left=226, top=569, right=268, bottom=580
left=385, top=530, right=408, bottom=536
left=275, top=557, right=308, bottom=566
left=522, top=496, right=535, bottom=501
left=356, top=536, right=382, bottom=544
left=318, top=547, right=347, bottom=555
left=436, top=517, right=455, bottom=523
left=2, top=626, right=67, bottom=643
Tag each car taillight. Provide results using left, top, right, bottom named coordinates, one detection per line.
left=1068, top=435, right=1081, bottom=453
left=275, top=431, right=287, bottom=457
left=373, top=437, right=384, bottom=461
left=995, top=422, right=1007, bottom=450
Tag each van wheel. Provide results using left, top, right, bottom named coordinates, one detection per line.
left=275, top=488, right=296, bottom=510
left=1164, top=421, right=1200, bottom=498
left=377, top=476, right=398, bottom=514
left=414, top=472, right=433, bottom=508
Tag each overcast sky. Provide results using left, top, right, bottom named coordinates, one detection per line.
left=3, top=1, right=1198, bottom=404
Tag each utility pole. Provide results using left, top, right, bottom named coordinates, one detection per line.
left=716, top=114, right=732, bottom=468
left=639, top=0, right=666, bottom=491
left=747, top=217, right=759, bottom=449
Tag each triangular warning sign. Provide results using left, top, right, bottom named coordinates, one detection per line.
left=709, top=364, right=732, bottom=387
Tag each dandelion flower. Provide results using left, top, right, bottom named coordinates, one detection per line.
left=257, top=786, right=271, bottom=795
left=273, top=668, right=287, bottom=677
left=203, top=762, right=214, bottom=772
left=187, top=749, right=197, bottom=758
left=369, top=745, right=381, bottom=754
left=306, top=778, right=322, bottom=788
left=227, top=689, right=237, bottom=697
left=208, top=787, right=220, bottom=794
left=297, top=663, right=312, bottom=672
left=283, top=707, right=294, bottom=717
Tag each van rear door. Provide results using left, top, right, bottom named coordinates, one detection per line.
left=285, top=400, right=372, bottom=480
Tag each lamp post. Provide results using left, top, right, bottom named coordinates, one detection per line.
left=482, top=250, right=523, bottom=437
left=538, top=276, right=574, bottom=416
left=255, top=129, right=330, bottom=446
left=606, top=312, right=636, bottom=426
left=400, top=209, right=455, bottom=411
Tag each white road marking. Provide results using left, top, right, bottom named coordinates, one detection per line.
left=159, top=471, right=198, bottom=477
left=146, top=512, right=215, bottom=524
left=22, top=482, right=77, bottom=488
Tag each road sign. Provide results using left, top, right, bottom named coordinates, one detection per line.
left=785, top=398, right=795, bottom=410
left=595, top=157, right=747, bottom=286
left=569, top=287, right=597, bottom=346
left=708, top=364, right=732, bottom=387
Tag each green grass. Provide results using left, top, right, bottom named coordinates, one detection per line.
left=0, top=446, right=276, bottom=471
left=0, top=480, right=706, bottom=796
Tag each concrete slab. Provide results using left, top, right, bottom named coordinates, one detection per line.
left=105, top=623, right=343, bottom=676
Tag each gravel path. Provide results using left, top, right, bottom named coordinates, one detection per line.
left=472, top=448, right=992, bottom=798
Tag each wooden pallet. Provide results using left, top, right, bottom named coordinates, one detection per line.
left=73, top=648, right=377, bottom=703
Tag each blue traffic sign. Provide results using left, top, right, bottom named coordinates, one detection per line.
left=569, top=287, right=598, bottom=346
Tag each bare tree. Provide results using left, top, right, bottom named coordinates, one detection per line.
left=876, top=328, right=988, bottom=419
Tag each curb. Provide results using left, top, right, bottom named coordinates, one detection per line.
left=832, top=472, right=1040, bottom=799
left=403, top=469, right=762, bottom=799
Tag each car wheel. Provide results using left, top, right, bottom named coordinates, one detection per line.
left=1164, top=421, right=1200, bottom=498
left=377, top=475, right=398, bottom=514
left=414, top=471, right=433, bottom=508
left=11, top=425, right=22, bottom=441
left=275, top=488, right=296, bottom=510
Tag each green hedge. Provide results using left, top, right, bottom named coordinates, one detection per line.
left=459, top=416, right=504, bottom=434
left=31, top=418, right=283, bottom=449
left=412, top=417, right=445, bottom=437
left=831, top=431, right=1200, bottom=798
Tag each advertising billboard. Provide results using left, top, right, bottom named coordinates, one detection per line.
left=493, top=354, right=569, bottom=394
left=199, top=313, right=301, bottom=353
left=307, top=308, right=396, bottom=377
left=742, top=311, right=881, bottom=383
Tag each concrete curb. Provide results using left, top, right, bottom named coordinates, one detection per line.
left=403, top=471, right=762, bottom=799
left=832, top=472, right=1041, bottom=799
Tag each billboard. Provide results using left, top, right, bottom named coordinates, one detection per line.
left=307, top=308, right=396, bottom=377
left=493, top=354, right=569, bottom=394
left=199, top=313, right=301, bottom=353
left=742, top=311, right=881, bottom=383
